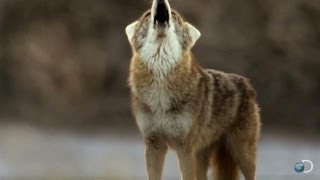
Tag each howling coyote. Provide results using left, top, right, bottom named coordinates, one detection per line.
left=125, top=0, right=261, bottom=179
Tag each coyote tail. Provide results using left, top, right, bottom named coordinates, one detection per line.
left=212, top=142, right=240, bottom=180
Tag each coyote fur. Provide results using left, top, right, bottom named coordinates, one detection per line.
left=125, top=0, right=261, bottom=180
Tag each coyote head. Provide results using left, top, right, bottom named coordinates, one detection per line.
left=125, top=0, right=201, bottom=63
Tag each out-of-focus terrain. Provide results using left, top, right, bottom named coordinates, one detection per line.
left=0, top=123, right=319, bottom=179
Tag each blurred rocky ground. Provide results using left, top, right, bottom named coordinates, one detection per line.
left=0, top=0, right=319, bottom=131
left=0, top=124, right=319, bottom=178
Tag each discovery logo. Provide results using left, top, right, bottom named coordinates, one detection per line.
left=294, top=160, right=314, bottom=173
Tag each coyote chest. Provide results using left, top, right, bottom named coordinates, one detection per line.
left=133, top=66, right=194, bottom=139
left=135, top=100, right=193, bottom=139
left=142, top=80, right=172, bottom=111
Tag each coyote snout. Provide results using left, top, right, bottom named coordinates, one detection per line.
left=126, top=0, right=261, bottom=180
left=152, top=0, right=170, bottom=31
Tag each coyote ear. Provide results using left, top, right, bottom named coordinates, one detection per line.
left=186, top=23, right=201, bottom=47
left=126, top=21, right=138, bottom=44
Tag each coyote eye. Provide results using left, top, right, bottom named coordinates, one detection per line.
left=142, top=10, right=152, bottom=19
left=171, top=11, right=182, bottom=23
left=145, top=12, right=151, bottom=17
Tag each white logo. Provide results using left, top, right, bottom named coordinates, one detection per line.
left=294, top=160, right=314, bottom=173
left=302, top=160, right=314, bottom=173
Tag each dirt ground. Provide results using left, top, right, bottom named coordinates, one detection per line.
left=0, top=122, right=319, bottom=180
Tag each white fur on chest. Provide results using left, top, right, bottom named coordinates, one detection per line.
left=140, top=81, right=171, bottom=113
left=135, top=110, right=193, bottom=140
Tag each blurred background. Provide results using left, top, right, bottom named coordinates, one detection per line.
left=0, top=0, right=319, bottom=179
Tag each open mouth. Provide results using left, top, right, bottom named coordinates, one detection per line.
left=154, top=1, right=169, bottom=26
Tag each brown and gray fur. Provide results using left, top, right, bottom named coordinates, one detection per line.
left=125, top=0, right=261, bottom=180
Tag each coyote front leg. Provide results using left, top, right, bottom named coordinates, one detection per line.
left=177, top=148, right=196, bottom=180
left=195, top=148, right=210, bottom=180
left=145, top=136, right=168, bottom=180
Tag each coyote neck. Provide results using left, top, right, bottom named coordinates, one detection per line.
left=130, top=52, right=198, bottom=112
left=139, top=30, right=183, bottom=79
left=137, top=51, right=193, bottom=82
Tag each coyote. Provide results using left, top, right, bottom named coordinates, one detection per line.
left=125, top=0, right=261, bottom=180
